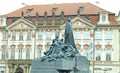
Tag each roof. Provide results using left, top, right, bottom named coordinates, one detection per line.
left=5, top=2, right=114, bottom=17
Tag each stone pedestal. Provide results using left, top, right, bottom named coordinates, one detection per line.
left=30, top=56, right=89, bottom=73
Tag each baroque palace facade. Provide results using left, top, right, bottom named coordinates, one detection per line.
left=0, top=2, right=120, bottom=73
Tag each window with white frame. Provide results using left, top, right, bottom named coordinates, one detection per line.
left=2, top=49, right=6, bottom=60
left=46, top=32, right=52, bottom=40
left=11, top=49, right=15, bottom=59
left=18, top=50, right=22, bottom=59
left=105, top=31, right=112, bottom=40
left=95, top=50, right=101, bottom=61
left=37, top=32, right=43, bottom=40
left=2, top=32, right=7, bottom=41
left=105, top=50, right=112, bottom=61
left=27, top=32, right=31, bottom=40
left=19, top=32, right=23, bottom=40
left=12, top=32, right=16, bottom=40
left=0, top=18, right=3, bottom=25
left=26, top=49, right=30, bottom=59
left=83, top=50, right=89, bottom=58
left=83, top=31, right=90, bottom=40
left=37, top=50, right=42, bottom=58
left=95, top=31, right=102, bottom=40
left=75, top=31, right=81, bottom=40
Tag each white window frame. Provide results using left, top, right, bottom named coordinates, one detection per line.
left=75, top=31, right=81, bottom=40
left=83, top=31, right=90, bottom=40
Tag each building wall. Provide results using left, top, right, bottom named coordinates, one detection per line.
left=0, top=28, right=120, bottom=73
left=0, top=16, right=120, bottom=73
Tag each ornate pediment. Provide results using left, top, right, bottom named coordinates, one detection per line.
left=60, top=16, right=94, bottom=28
left=11, top=21, right=32, bottom=29
left=6, top=17, right=36, bottom=30
left=71, top=16, right=94, bottom=28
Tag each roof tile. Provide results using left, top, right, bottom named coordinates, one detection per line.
left=5, top=3, right=113, bottom=17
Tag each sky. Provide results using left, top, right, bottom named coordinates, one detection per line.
left=0, top=0, right=119, bottom=15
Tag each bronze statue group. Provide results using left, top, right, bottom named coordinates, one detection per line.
left=41, top=17, right=80, bottom=62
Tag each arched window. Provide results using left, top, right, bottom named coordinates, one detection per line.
left=2, top=49, right=6, bottom=60
left=26, top=44, right=31, bottom=59
left=1, top=45, right=6, bottom=60
left=95, top=44, right=102, bottom=61
left=18, top=50, right=22, bottom=59
left=26, top=49, right=30, bottom=59
left=18, top=44, right=23, bottom=59
left=11, top=45, right=16, bottom=59
left=11, top=49, right=15, bottom=59
left=105, top=44, right=112, bottom=61
left=82, top=44, right=89, bottom=58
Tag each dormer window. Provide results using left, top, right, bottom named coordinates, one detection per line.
left=77, top=6, right=84, bottom=15
left=60, top=11, right=64, bottom=19
left=52, top=8, right=58, bottom=13
left=102, top=15, right=106, bottom=21
left=85, top=14, right=90, bottom=20
left=97, top=12, right=110, bottom=24
left=44, top=11, right=47, bottom=19
left=0, top=18, right=3, bottom=25
left=26, top=8, right=33, bottom=13
left=0, top=16, right=6, bottom=26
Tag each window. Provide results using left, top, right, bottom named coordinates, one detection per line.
left=46, top=32, right=52, bottom=40
left=18, top=50, right=22, bottom=59
left=12, top=32, right=16, bottom=40
left=102, top=15, right=106, bottom=21
left=75, top=31, right=81, bottom=40
left=85, top=14, right=90, bottom=20
left=2, top=49, right=6, bottom=60
left=19, top=32, right=23, bottom=40
left=0, top=18, right=3, bottom=24
left=105, top=31, right=112, bottom=40
left=83, top=50, right=89, bottom=58
left=37, top=32, right=43, bottom=40
left=26, top=8, right=33, bottom=13
left=2, top=32, right=7, bottom=41
left=95, top=31, right=102, bottom=40
left=52, top=8, right=58, bottom=13
left=27, top=32, right=31, bottom=40
left=60, top=11, right=64, bottom=19
left=105, top=50, right=111, bottom=61
left=83, top=31, right=90, bottom=40
left=95, top=50, right=101, bottom=61
left=11, top=49, right=15, bottom=59
left=37, top=50, right=42, bottom=58
left=26, top=49, right=30, bottom=59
